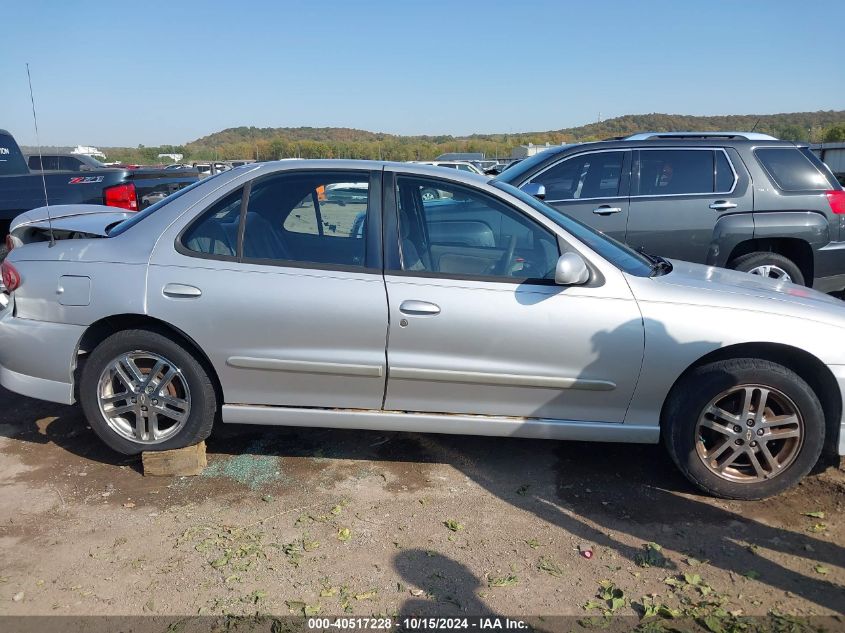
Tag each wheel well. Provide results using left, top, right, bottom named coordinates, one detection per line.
left=727, top=238, right=814, bottom=284
left=75, top=314, right=223, bottom=405
left=666, top=342, right=841, bottom=459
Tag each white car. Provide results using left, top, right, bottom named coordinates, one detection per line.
left=413, top=161, right=486, bottom=175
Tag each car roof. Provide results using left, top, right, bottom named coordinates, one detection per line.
left=212, top=159, right=492, bottom=187
left=494, top=134, right=801, bottom=185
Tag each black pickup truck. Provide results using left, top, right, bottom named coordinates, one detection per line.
left=0, top=129, right=198, bottom=257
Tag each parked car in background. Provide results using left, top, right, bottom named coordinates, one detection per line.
left=497, top=132, right=845, bottom=292
left=414, top=161, right=486, bottom=175
left=0, top=129, right=199, bottom=260
left=2, top=160, right=845, bottom=500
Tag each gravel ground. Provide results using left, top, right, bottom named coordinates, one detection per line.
left=1, top=386, right=843, bottom=626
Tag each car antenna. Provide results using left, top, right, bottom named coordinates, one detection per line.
left=26, top=63, right=55, bottom=247
left=750, top=118, right=761, bottom=133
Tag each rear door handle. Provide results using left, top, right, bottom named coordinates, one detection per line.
left=163, top=283, right=202, bottom=298
left=709, top=200, right=738, bottom=211
left=592, top=205, right=622, bottom=215
left=399, top=300, right=441, bottom=316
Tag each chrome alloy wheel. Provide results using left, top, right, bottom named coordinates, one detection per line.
left=97, top=351, right=191, bottom=444
left=747, top=264, right=792, bottom=282
left=695, top=385, right=803, bottom=483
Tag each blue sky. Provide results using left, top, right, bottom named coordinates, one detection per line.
left=2, top=0, right=843, bottom=147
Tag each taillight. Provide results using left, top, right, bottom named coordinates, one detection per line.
left=104, top=182, right=138, bottom=211
left=826, top=190, right=845, bottom=215
left=4, top=234, right=13, bottom=252
left=1, top=260, right=21, bottom=291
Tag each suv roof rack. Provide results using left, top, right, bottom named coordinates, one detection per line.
left=623, top=131, right=779, bottom=141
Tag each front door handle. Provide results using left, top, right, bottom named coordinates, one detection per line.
left=592, top=205, right=622, bottom=215
left=399, top=300, right=441, bottom=316
left=163, top=283, right=202, bottom=298
left=709, top=200, right=738, bottom=211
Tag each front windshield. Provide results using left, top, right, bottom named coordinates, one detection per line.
left=108, top=175, right=215, bottom=237
left=492, top=181, right=653, bottom=277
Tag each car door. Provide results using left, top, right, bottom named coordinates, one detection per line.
left=146, top=168, right=388, bottom=409
left=522, top=150, right=631, bottom=242
left=626, top=148, right=753, bottom=262
left=382, top=170, right=644, bottom=423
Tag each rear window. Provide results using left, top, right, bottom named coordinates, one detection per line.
left=755, top=147, right=834, bottom=191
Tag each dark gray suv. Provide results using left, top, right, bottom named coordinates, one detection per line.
left=496, top=132, right=845, bottom=292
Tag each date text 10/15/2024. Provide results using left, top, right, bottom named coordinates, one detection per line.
left=307, top=618, right=530, bottom=630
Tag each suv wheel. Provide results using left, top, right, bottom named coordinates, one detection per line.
left=729, top=252, right=804, bottom=285
left=663, top=358, right=824, bottom=499
left=80, top=328, right=218, bottom=455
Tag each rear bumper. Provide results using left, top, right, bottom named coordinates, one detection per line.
left=0, top=308, right=84, bottom=405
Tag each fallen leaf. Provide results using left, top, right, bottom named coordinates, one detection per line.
left=538, top=556, right=565, bottom=578
left=802, top=511, right=826, bottom=519
left=814, top=564, right=830, bottom=575
left=743, top=570, right=761, bottom=580
left=337, top=528, right=351, bottom=542
left=443, top=519, right=464, bottom=532
left=488, top=574, right=518, bottom=587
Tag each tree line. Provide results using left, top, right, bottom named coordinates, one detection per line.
left=73, top=111, right=845, bottom=165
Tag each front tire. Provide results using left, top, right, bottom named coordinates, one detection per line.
left=729, top=252, right=805, bottom=285
left=80, top=328, right=218, bottom=455
left=663, top=358, right=824, bottom=499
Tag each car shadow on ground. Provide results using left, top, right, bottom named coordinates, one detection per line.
left=2, top=386, right=843, bottom=612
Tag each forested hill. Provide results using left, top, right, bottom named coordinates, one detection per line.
left=181, top=110, right=845, bottom=161
left=29, top=111, right=842, bottom=165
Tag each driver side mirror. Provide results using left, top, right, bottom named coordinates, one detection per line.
left=554, top=252, right=590, bottom=286
left=520, top=183, right=546, bottom=200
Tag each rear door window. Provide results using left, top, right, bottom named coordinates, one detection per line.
left=60, top=156, right=83, bottom=171
left=243, top=171, right=369, bottom=268
left=635, top=150, right=718, bottom=196
left=754, top=147, right=834, bottom=191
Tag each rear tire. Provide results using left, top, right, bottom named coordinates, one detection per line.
left=663, top=358, right=824, bottom=499
left=729, top=252, right=805, bottom=285
left=80, top=328, right=218, bottom=455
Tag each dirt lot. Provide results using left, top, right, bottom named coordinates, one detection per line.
left=1, top=385, right=844, bottom=625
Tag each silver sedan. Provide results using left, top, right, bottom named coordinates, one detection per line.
left=1, top=160, right=844, bottom=499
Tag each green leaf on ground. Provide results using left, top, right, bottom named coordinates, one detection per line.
left=337, top=528, right=351, bottom=542
left=801, top=511, right=825, bottom=519
left=443, top=519, right=464, bottom=532
left=635, top=542, right=668, bottom=568
left=538, top=556, right=565, bottom=578
left=525, top=538, right=540, bottom=549
left=808, top=523, right=828, bottom=533
left=743, top=570, right=761, bottom=580
left=488, top=574, right=519, bottom=587
left=683, top=573, right=702, bottom=586
left=814, top=565, right=830, bottom=575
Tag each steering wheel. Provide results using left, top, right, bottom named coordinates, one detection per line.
left=494, top=234, right=518, bottom=276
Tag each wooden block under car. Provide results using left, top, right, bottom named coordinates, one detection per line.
left=142, top=441, right=207, bottom=476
